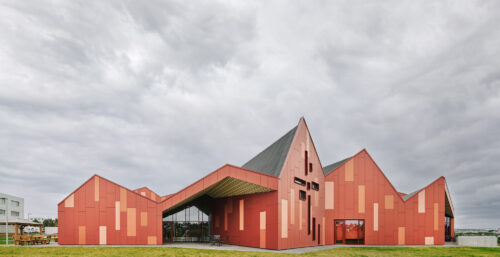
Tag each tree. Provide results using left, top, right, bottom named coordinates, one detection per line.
left=42, top=218, right=58, bottom=227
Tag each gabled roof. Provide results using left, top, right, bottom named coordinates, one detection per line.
left=323, top=157, right=352, bottom=175
left=401, top=177, right=454, bottom=217
left=402, top=189, right=420, bottom=201
left=323, top=149, right=420, bottom=203
left=323, top=150, right=453, bottom=217
left=242, top=126, right=298, bottom=177
left=58, top=174, right=159, bottom=205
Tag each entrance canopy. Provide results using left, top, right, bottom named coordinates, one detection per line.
left=159, top=164, right=278, bottom=214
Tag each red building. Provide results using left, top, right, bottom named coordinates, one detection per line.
left=58, top=118, right=454, bottom=248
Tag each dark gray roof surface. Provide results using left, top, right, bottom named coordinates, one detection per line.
left=242, top=126, right=298, bottom=177
left=322, top=157, right=352, bottom=175
left=402, top=189, right=421, bottom=201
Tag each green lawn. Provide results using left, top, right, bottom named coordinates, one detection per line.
left=0, top=246, right=499, bottom=257
left=0, top=237, right=13, bottom=245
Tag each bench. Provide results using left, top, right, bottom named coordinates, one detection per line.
left=20, top=235, right=34, bottom=245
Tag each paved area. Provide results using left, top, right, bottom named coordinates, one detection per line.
left=3, top=241, right=496, bottom=254
left=162, top=243, right=367, bottom=253
left=0, top=242, right=348, bottom=253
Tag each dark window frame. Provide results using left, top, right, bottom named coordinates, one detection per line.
left=318, top=224, right=321, bottom=245
left=294, top=177, right=306, bottom=186
left=304, top=151, right=308, bottom=176
left=334, top=219, right=365, bottom=245
left=311, top=182, right=319, bottom=191
left=299, top=190, right=306, bottom=200
left=312, top=217, right=316, bottom=241
left=307, top=195, right=311, bottom=235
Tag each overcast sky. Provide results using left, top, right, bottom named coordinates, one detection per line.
left=1, top=1, right=499, bottom=228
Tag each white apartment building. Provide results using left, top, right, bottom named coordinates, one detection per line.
left=0, top=192, right=25, bottom=233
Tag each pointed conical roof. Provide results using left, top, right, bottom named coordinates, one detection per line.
left=242, top=125, right=298, bottom=177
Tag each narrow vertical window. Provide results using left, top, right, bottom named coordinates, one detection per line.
left=309, top=163, right=313, bottom=173
left=312, top=218, right=316, bottom=241
left=318, top=224, right=321, bottom=245
left=307, top=195, right=311, bottom=235
left=304, top=151, right=308, bottom=176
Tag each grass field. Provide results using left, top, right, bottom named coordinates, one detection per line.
left=0, top=237, right=13, bottom=245
left=0, top=246, right=499, bottom=256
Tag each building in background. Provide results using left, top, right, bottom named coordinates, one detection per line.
left=0, top=193, right=24, bottom=234
left=58, top=118, right=454, bottom=249
left=44, top=227, right=58, bottom=235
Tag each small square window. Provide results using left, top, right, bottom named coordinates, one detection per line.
left=0, top=209, right=5, bottom=215
left=11, top=211, right=19, bottom=217
left=299, top=190, right=306, bottom=200
left=312, top=182, right=319, bottom=191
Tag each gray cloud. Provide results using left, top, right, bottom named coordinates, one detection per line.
left=0, top=0, right=499, bottom=228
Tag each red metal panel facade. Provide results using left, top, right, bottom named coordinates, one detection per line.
left=58, top=176, right=162, bottom=245
left=324, top=150, right=453, bottom=245
left=58, top=118, right=453, bottom=248
left=211, top=192, right=278, bottom=249
left=277, top=118, right=325, bottom=249
left=133, top=187, right=161, bottom=202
